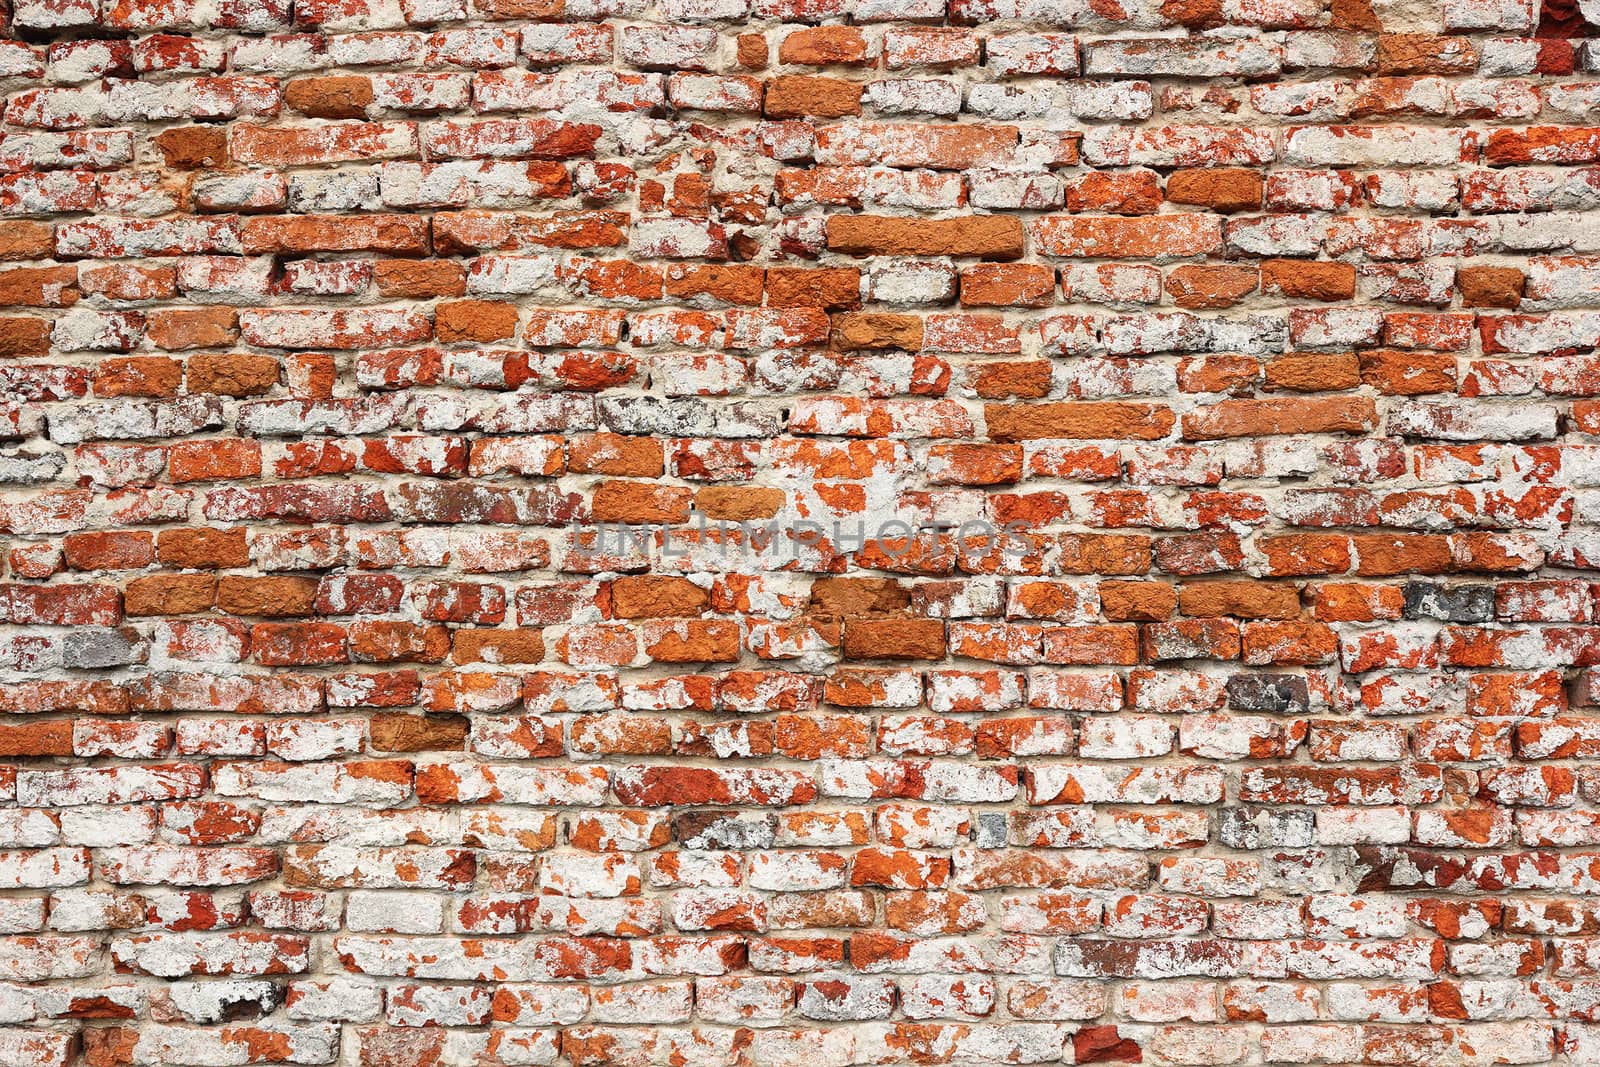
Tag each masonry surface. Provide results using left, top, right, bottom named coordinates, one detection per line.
left=7, top=0, right=1600, bottom=1064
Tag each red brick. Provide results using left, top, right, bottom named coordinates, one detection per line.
left=0, top=4, right=1591, bottom=1047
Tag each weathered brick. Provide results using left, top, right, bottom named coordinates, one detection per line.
left=826, top=215, right=1024, bottom=259
left=0, top=1, right=1590, bottom=1055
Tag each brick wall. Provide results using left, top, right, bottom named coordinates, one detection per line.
left=2, top=0, right=1599, bottom=1062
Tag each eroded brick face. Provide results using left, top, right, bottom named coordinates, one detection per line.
left=4, top=0, right=1600, bottom=1064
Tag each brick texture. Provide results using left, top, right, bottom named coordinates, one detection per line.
left=5, top=0, right=1600, bottom=1063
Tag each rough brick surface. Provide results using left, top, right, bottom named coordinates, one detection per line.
left=7, top=0, right=1600, bottom=1064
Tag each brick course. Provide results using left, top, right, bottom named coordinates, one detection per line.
left=2, top=0, right=1600, bottom=1063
